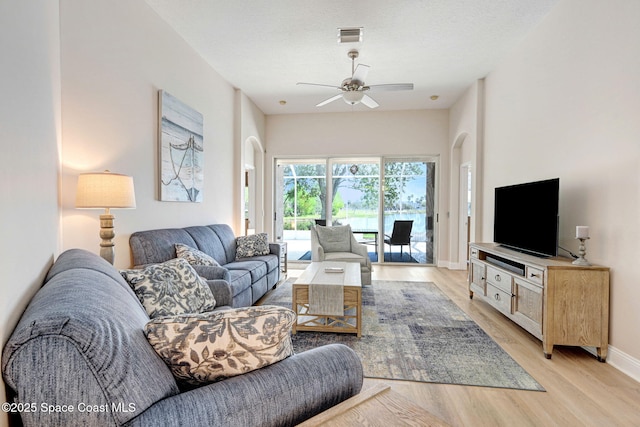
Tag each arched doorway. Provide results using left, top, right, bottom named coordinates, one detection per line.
left=243, top=137, right=264, bottom=235
left=450, top=132, right=473, bottom=270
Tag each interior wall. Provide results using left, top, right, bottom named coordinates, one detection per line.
left=59, top=0, right=244, bottom=268
left=448, top=81, right=480, bottom=268
left=478, top=0, right=640, bottom=367
left=0, top=2, right=62, bottom=426
left=239, top=92, right=267, bottom=232
left=264, top=109, right=450, bottom=265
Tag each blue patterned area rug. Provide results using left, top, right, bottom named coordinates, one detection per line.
left=261, top=279, right=545, bottom=391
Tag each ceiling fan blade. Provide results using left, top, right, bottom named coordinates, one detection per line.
left=361, top=94, right=379, bottom=109
left=297, top=82, right=342, bottom=90
left=367, top=83, right=414, bottom=91
left=316, top=94, right=343, bottom=107
left=351, top=64, right=370, bottom=86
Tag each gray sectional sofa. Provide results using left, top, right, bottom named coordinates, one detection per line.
left=130, top=224, right=280, bottom=307
left=1, top=248, right=364, bottom=427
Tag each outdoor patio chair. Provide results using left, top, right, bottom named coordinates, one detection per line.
left=384, top=220, right=413, bottom=261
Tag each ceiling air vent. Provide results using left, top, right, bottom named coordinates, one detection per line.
left=338, top=27, right=363, bottom=44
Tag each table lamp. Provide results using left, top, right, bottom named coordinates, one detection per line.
left=76, top=170, right=136, bottom=264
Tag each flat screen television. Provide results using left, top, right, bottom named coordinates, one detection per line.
left=493, top=178, right=559, bottom=257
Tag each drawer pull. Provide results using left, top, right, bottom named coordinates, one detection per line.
left=495, top=274, right=501, bottom=282
left=494, top=293, right=501, bottom=301
left=530, top=273, right=541, bottom=278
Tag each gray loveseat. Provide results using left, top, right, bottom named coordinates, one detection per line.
left=130, top=224, right=280, bottom=307
left=1, top=249, right=363, bottom=427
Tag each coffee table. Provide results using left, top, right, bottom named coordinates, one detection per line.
left=292, top=261, right=362, bottom=337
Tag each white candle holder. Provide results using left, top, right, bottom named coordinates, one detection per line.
left=572, top=237, right=591, bottom=266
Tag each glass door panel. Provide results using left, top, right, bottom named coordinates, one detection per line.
left=382, top=159, right=436, bottom=264
left=276, top=159, right=326, bottom=261
left=329, top=160, right=380, bottom=261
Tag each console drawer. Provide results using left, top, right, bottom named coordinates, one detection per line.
left=470, top=246, right=479, bottom=259
left=525, top=266, right=544, bottom=286
left=486, top=265, right=513, bottom=294
left=486, top=283, right=512, bottom=315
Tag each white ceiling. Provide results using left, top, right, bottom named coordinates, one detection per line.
left=145, top=0, right=558, bottom=115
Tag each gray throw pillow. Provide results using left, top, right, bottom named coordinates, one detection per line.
left=120, top=258, right=216, bottom=318
left=236, top=233, right=270, bottom=259
left=316, top=225, right=352, bottom=253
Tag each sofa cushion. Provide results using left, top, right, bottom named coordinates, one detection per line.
left=316, top=225, right=352, bottom=253
left=120, top=258, right=216, bottom=318
left=236, top=233, right=270, bottom=259
left=129, top=228, right=198, bottom=267
left=144, top=306, right=295, bottom=385
left=175, top=243, right=220, bottom=266
left=225, top=260, right=268, bottom=283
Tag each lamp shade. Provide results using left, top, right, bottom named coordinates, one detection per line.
left=76, top=171, right=136, bottom=209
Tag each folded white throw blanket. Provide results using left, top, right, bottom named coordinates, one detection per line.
left=308, top=270, right=344, bottom=316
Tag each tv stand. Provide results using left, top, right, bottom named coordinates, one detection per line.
left=469, top=242, right=610, bottom=361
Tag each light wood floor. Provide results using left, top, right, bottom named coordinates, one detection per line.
left=286, top=263, right=640, bottom=426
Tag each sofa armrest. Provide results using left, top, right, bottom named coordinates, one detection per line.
left=206, top=280, right=233, bottom=307
left=127, top=344, right=363, bottom=427
left=192, top=265, right=230, bottom=282
left=312, top=245, right=325, bottom=262
left=268, top=243, right=280, bottom=256
left=351, top=241, right=369, bottom=259
left=191, top=266, right=233, bottom=307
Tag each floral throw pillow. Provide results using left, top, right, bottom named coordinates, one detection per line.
left=145, top=306, right=295, bottom=385
left=236, top=233, right=270, bottom=259
left=175, top=243, right=220, bottom=267
left=120, top=258, right=216, bottom=319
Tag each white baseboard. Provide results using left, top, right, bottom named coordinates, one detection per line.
left=606, top=345, right=640, bottom=383
left=579, top=346, right=639, bottom=383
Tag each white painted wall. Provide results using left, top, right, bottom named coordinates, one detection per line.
left=265, top=110, right=450, bottom=264
left=59, top=0, right=251, bottom=268
left=0, top=2, right=62, bottom=425
left=451, top=0, right=640, bottom=373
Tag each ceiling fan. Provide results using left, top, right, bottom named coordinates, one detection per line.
left=297, top=49, right=414, bottom=109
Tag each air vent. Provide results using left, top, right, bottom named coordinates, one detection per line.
left=338, top=27, right=363, bottom=44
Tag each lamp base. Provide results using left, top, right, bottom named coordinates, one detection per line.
left=572, top=256, right=591, bottom=266
left=99, top=213, right=115, bottom=265
left=571, top=237, right=591, bottom=266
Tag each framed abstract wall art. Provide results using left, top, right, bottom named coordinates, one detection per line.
left=158, top=90, right=204, bottom=202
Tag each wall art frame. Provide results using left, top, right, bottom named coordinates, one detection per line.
left=158, top=90, right=204, bottom=202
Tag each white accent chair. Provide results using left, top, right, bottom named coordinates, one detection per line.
left=310, top=224, right=372, bottom=285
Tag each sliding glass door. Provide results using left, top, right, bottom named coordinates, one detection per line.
left=275, top=157, right=436, bottom=264
left=382, top=159, right=435, bottom=264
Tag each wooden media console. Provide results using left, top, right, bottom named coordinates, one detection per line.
left=469, top=242, right=610, bottom=360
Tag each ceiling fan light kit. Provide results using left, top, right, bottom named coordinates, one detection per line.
left=343, top=90, right=364, bottom=105
left=297, top=49, right=414, bottom=109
